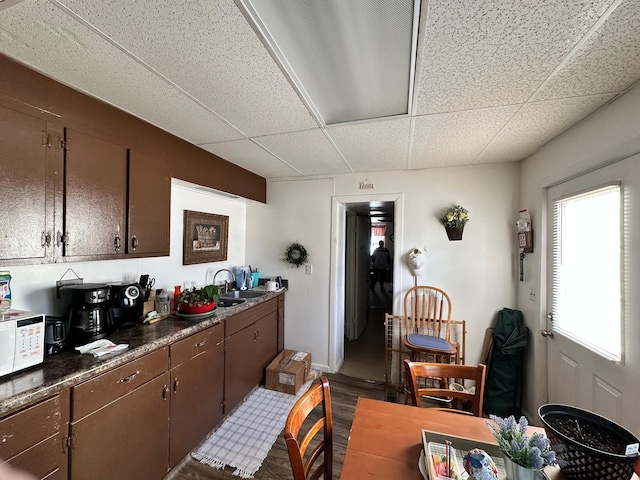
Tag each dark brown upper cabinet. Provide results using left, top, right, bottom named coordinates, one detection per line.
left=62, top=128, right=128, bottom=260
left=128, top=150, right=170, bottom=257
left=0, top=100, right=62, bottom=265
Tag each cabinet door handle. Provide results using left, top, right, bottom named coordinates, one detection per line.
left=131, top=236, right=138, bottom=250
left=41, top=130, right=47, bottom=148
left=57, top=231, right=67, bottom=247
left=41, top=231, right=52, bottom=248
left=118, top=370, right=140, bottom=383
left=195, top=340, right=206, bottom=348
left=173, top=378, right=179, bottom=393
left=162, top=385, right=169, bottom=400
left=114, top=235, right=121, bottom=252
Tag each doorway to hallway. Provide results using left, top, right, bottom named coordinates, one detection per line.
left=339, top=201, right=394, bottom=382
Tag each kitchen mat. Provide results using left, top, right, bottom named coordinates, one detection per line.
left=191, top=379, right=313, bottom=478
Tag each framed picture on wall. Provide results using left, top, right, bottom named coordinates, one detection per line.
left=183, top=210, right=229, bottom=265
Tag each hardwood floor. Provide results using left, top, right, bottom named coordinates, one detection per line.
left=166, top=373, right=396, bottom=480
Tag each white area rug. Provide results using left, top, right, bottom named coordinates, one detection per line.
left=191, top=381, right=312, bottom=478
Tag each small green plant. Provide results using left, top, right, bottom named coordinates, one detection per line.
left=440, top=205, right=470, bottom=228
left=177, top=284, right=220, bottom=307
left=486, top=415, right=558, bottom=469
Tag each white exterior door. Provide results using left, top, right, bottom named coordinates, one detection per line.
left=546, top=154, right=640, bottom=435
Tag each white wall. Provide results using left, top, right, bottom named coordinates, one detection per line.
left=247, top=164, right=520, bottom=371
left=7, top=180, right=247, bottom=316
left=517, top=82, right=640, bottom=421
left=246, top=179, right=335, bottom=371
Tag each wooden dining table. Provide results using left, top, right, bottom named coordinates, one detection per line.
left=340, top=398, right=576, bottom=480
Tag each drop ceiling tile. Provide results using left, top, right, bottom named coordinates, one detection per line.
left=475, top=94, right=615, bottom=164
left=410, top=106, right=519, bottom=169
left=325, top=118, right=412, bottom=172
left=55, top=0, right=318, bottom=137
left=415, top=0, right=615, bottom=114
left=200, top=139, right=301, bottom=179
left=534, top=0, right=640, bottom=101
left=253, top=129, right=351, bottom=176
left=0, top=0, right=242, bottom=144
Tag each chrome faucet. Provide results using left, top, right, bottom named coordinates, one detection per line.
left=213, top=269, right=236, bottom=294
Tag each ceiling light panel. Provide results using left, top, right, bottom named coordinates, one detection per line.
left=242, top=0, right=418, bottom=125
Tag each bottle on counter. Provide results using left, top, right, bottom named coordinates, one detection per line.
left=155, top=289, right=170, bottom=316
left=0, top=271, right=11, bottom=312
left=173, top=285, right=181, bottom=311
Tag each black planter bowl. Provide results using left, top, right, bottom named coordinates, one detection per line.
left=539, top=404, right=639, bottom=480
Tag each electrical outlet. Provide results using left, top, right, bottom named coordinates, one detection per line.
left=305, top=264, right=313, bottom=275
left=529, top=287, right=536, bottom=301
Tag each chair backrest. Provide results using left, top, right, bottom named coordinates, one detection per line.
left=403, top=360, right=486, bottom=417
left=403, top=286, right=452, bottom=342
left=284, top=377, right=333, bottom=480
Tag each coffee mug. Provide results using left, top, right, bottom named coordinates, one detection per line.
left=266, top=281, right=278, bottom=291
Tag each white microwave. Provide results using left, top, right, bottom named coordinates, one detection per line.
left=0, top=310, right=45, bottom=377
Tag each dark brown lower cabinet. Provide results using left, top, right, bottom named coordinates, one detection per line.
left=69, top=348, right=170, bottom=480
left=69, top=373, right=170, bottom=480
left=169, top=323, right=224, bottom=468
left=225, top=300, right=278, bottom=413
left=0, top=389, right=69, bottom=480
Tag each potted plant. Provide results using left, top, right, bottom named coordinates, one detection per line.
left=440, top=205, right=469, bottom=240
left=486, top=414, right=558, bottom=480
left=539, top=404, right=640, bottom=480
left=177, top=284, right=220, bottom=314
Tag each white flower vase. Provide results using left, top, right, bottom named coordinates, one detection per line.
left=503, top=457, right=540, bottom=480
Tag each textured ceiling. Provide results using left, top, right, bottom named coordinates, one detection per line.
left=1, top=0, right=639, bottom=180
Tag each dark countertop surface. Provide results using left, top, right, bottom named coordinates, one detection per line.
left=0, top=288, right=285, bottom=415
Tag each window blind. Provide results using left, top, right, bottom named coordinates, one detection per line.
left=551, top=184, right=622, bottom=361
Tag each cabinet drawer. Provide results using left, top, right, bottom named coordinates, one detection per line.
left=170, top=323, right=223, bottom=368
left=225, top=298, right=277, bottom=337
left=0, top=394, right=65, bottom=460
left=6, top=433, right=68, bottom=480
left=71, top=347, right=168, bottom=421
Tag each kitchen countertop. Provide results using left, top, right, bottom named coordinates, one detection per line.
left=0, top=289, right=285, bottom=416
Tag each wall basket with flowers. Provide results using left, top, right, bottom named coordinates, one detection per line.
left=440, top=205, right=469, bottom=241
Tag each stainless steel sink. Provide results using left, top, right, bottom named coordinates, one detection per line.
left=217, top=290, right=267, bottom=308
left=217, top=297, right=247, bottom=308
left=220, top=290, right=266, bottom=299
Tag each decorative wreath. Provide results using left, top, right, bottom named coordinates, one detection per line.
left=283, top=242, right=309, bottom=268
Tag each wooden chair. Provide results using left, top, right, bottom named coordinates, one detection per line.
left=403, top=286, right=458, bottom=363
left=284, top=377, right=333, bottom=480
left=404, top=359, right=486, bottom=417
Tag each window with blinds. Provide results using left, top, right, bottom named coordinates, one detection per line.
left=551, top=183, right=622, bottom=361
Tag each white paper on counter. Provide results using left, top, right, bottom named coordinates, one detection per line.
left=75, top=339, right=129, bottom=357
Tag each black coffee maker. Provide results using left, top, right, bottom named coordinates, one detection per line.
left=60, top=283, right=114, bottom=346
left=109, top=281, right=144, bottom=328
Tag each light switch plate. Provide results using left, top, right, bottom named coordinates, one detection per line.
left=305, top=264, right=313, bottom=275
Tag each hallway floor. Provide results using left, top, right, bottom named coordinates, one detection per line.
left=338, top=283, right=392, bottom=382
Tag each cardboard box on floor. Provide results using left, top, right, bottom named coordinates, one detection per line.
left=265, top=349, right=312, bottom=395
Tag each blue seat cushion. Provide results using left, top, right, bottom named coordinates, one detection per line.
left=407, top=334, right=452, bottom=351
